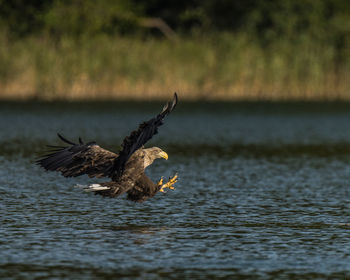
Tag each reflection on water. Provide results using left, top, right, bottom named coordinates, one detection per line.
left=1, top=101, right=350, bottom=279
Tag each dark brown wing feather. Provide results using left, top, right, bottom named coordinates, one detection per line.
left=111, top=93, right=178, bottom=180
left=36, top=133, right=117, bottom=178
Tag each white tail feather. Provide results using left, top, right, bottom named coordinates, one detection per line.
left=75, top=183, right=110, bottom=192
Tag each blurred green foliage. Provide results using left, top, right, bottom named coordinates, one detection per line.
left=1, top=0, right=349, bottom=40
left=0, top=0, right=349, bottom=60
left=0, top=0, right=349, bottom=99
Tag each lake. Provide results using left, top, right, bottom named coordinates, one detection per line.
left=1, top=101, right=350, bottom=279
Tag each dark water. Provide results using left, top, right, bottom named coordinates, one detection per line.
left=1, top=101, right=350, bottom=279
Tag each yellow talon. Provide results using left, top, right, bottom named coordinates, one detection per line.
left=159, top=174, right=178, bottom=193
left=167, top=174, right=177, bottom=183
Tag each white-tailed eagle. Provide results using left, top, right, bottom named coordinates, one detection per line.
left=36, top=93, right=178, bottom=202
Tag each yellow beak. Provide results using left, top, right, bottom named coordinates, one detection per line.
left=159, top=151, right=168, bottom=160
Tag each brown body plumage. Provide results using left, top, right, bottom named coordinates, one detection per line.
left=36, top=93, right=178, bottom=202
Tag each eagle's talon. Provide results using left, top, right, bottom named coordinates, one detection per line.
left=157, top=177, right=164, bottom=186
left=159, top=174, right=178, bottom=193
left=168, top=174, right=178, bottom=183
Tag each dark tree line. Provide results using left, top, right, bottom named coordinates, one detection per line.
left=1, top=0, right=349, bottom=45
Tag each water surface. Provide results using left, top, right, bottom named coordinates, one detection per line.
left=1, top=101, right=350, bottom=279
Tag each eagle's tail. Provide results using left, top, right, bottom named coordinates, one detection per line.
left=75, top=182, right=123, bottom=198
left=75, top=184, right=111, bottom=192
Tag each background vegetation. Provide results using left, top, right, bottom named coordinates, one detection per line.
left=0, top=0, right=350, bottom=100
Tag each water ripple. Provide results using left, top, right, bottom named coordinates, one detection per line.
left=1, top=102, right=350, bottom=278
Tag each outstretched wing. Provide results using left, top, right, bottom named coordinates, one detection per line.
left=111, top=92, right=178, bottom=179
left=36, top=133, right=117, bottom=178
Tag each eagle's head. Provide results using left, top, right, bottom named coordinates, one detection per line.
left=143, top=147, right=168, bottom=168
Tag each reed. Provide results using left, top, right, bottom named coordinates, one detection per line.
left=0, top=32, right=349, bottom=101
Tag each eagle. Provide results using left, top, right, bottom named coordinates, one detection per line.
left=36, top=93, right=178, bottom=202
